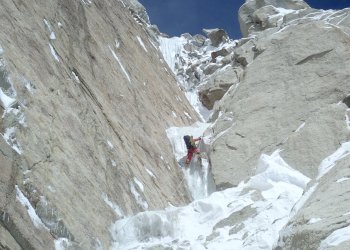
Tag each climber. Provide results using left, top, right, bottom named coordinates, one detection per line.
left=183, top=135, right=201, bottom=165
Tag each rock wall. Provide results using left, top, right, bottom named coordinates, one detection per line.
left=0, top=0, right=198, bottom=249
left=209, top=1, right=350, bottom=189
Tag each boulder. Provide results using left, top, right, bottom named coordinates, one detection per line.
left=211, top=48, right=230, bottom=60
left=202, top=63, right=221, bottom=75
left=198, top=66, right=243, bottom=110
left=233, top=39, right=257, bottom=66
left=203, top=28, right=228, bottom=47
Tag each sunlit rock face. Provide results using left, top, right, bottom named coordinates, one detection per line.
left=0, top=0, right=198, bottom=249
left=238, top=0, right=310, bottom=37
left=209, top=5, right=350, bottom=188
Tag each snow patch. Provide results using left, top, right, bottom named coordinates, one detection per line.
left=102, top=193, right=124, bottom=217
left=15, top=185, right=47, bottom=229
left=133, top=177, right=144, bottom=192
left=336, top=177, right=350, bottom=183
left=109, top=46, right=131, bottom=83
left=145, top=168, right=156, bottom=178
left=185, top=90, right=211, bottom=121
left=136, top=36, right=148, bottom=52
left=43, top=19, right=56, bottom=40
left=308, top=218, right=322, bottom=224
left=2, top=127, right=22, bottom=154
left=184, top=111, right=192, bottom=120
left=0, top=88, right=16, bottom=109
left=319, top=225, right=350, bottom=250
left=54, top=238, right=72, bottom=250
left=110, top=151, right=309, bottom=249
left=158, top=36, right=187, bottom=73
left=49, top=43, right=60, bottom=62
left=295, top=122, right=305, bottom=132
left=111, top=160, right=117, bottom=167
left=107, top=140, right=114, bottom=149
left=81, top=0, right=92, bottom=5
left=72, top=71, right=80, bottom=82
left=317, top=141, right=350, bottom=179
left=129, top=180, right=148, bottom=210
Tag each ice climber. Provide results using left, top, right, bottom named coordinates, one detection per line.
left=183, top=135, right=201, bottom=165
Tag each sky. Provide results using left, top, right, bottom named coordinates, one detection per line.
left=138, top=0, right=350, bottom=39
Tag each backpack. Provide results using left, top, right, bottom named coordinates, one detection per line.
left=183, top=135, right=196, bottom=149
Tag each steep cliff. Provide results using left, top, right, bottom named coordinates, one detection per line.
left=0, top=0, right=198, bottom=249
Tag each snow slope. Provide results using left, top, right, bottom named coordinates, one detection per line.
left=110, top=148, right=310, bottom=250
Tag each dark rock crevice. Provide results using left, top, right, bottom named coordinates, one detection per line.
left=295, top=49, right=333, bottom=65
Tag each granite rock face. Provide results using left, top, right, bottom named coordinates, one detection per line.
left=0, top=0, right=197, bottom=248
left=209, top=9, right=350, bottom=188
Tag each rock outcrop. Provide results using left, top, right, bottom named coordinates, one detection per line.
left=238, top=0, right=310, bottom=37
left=209, top=4, right=350, bottom=189
left=0, top=0, right=198, bottom=248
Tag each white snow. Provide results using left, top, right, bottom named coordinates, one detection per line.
left=72, top=71, right=80, bottom=82
left=317, top=141, right=350, bottom=179
left=319, top=225, right=350, bottom=250
left=54, top=238, right=72, bottom=250
left=49, top=43, right=60, bottom=62
left=145, top=168, right=156, bottom=178
left=136, top=36, right=148, bottom=52
left=110, top=150, right=310, bottom=249
left=102, top=193, right=124, bottom=217
left=43, top=19, right=56, bottom=40
left=58, top=22, right=63, bottom=28
left=111, top=160, right=117, bottom=167
left=107, top=140, right=114, bottom=149
left=133, top=177, right=144, bottom=192
left=0, top=45, right=3, bottom=54
left=308, top=218, right=322, bottom=224
left=0, top=88, right=16, bottom=109
left=81, top=0, right=92, bottom=5
left=295, top=122, right=305, bottom=132
left=129, top=180, right=148, bottom=210
left=172, top=111, right=177, bottom=118
left=2, top=127, right=22, bottom=154
left=185, top=91, right=211, bottom=121
left=184, top=111, right=192, bottom=120
left=336, top=177, right=350, bottom=183
left=15, top=185, right=48, bottom=229
left=109, top=46, right=131, bottom=83
left=115, top=39, right=120, bottom=49
left=158, top=36, right=187, bottom=73
left=21, top=77, right=35, bottom=93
